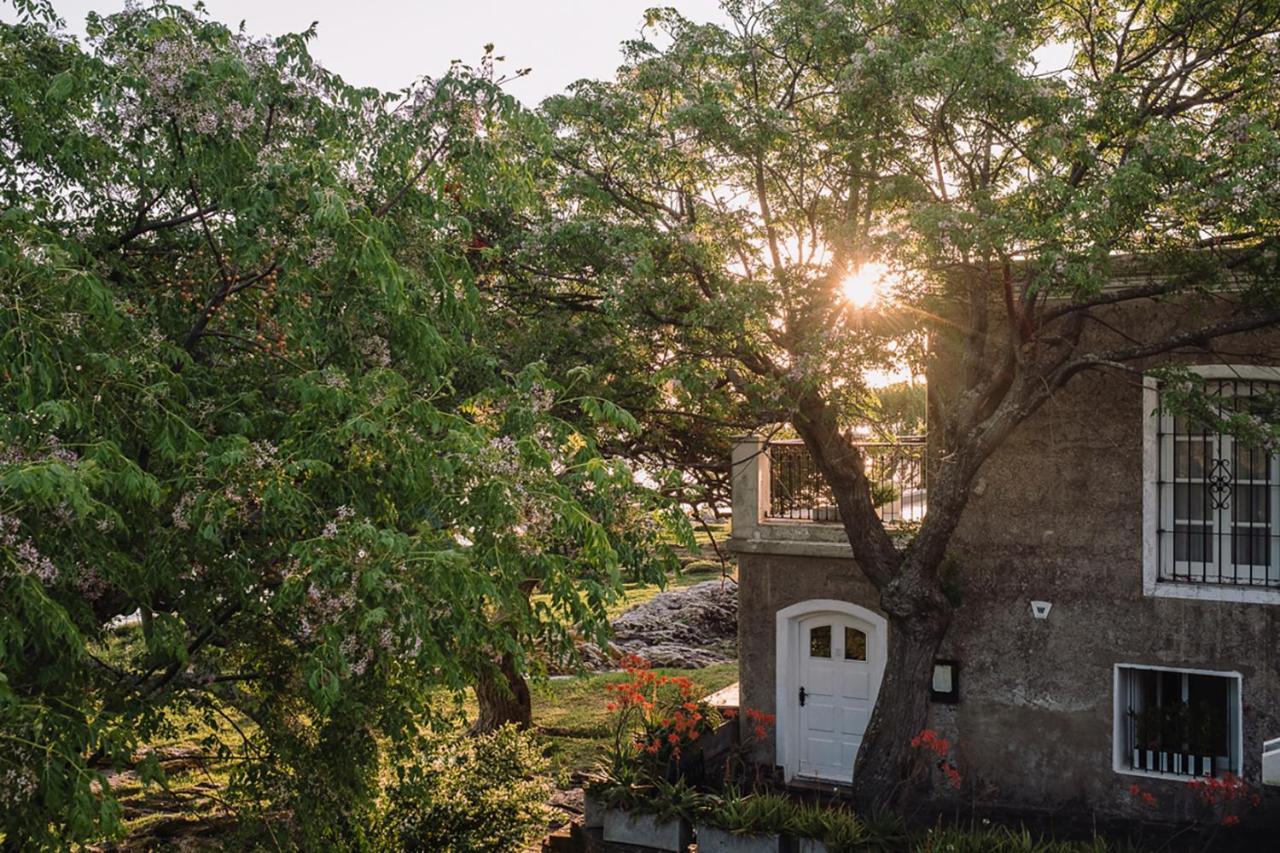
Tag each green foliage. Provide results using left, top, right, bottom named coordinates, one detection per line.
left=377, top=725, right=550, bottom=853
left=790, top=802, right=869, bottom=850
left=0, top=4, right=687, bottom=846
left=912, top=823, right=1118, bottom=853
left=703, top=788, right=798, bottom=837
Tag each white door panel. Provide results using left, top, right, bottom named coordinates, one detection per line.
left=796, top=613, right=880, bottom=784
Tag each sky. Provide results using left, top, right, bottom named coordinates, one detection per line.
left=17, top=1, right=731, bottom=105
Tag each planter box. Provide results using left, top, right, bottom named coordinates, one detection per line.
left=797, top=840, right=830, bottom=853
left=582, top=791, right=607, bottom=829
left=696, top=823, right=785, bottom=853
left=603, top=807, right=692, bottom=851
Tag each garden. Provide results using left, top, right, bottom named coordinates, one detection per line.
left=3, top=0, right=1279, bottom=849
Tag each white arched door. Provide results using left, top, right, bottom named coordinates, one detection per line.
left=776, top=602, right=886, bottom=785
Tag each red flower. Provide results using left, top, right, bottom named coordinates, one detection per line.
left=753, top=725, right=767, bottom=740
left=1221, top=815, right=1240, bottom=828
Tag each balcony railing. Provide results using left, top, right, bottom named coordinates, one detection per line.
left=763, top=438, right=926, bottom=526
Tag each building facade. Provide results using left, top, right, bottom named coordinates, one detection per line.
left=729, top=304, right=1280, bottom=824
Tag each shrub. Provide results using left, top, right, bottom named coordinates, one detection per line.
left=703, top=789, right=798, bottom=836
left=912, top=824, right=1113, bottom=852
left=790, top=802, right=867, bottom=851
left=378, top=726, right=550, bottom=853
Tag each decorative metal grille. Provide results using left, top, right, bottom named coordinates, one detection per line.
left=765, top=438, right=926, bottom=526
left=1156, top=379, right=1280, bottom=588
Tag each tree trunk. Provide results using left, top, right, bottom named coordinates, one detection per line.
left=470, top=651, right=532, bottom=734
left=850, top=564, right=953, bottom=808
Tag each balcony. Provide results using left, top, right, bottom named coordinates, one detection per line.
left=730, top=435, right=926, bottom=557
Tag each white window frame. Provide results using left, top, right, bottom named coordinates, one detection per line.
left=1112, top=663, right=1243, bottom=782
left=1142, top=364, right=1280, bottom=604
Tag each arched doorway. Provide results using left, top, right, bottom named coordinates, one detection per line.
left=775, top=600, right=887, bottom=784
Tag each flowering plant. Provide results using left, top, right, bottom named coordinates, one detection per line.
left=1185, top=772, right=1261, bottom=827
left=910, top=729, right=962, bottom=790
left=596, top=654, right=719, bottom=800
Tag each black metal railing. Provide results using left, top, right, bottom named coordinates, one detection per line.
left=1156, top=379, right=1280, bottom=588
left=765, top=438, right=926, bottom=525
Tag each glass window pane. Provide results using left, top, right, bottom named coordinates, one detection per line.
left=1174, top=524, right=1211, bottom=563
left=809, top=625, right=831, bottom=658
left=1175, top=484, right=1209, bottom=521
left=1174, top=440, right=1208, bottom=480
left=1233, top=529, right=1271, bottom=569
left=1234, top=485, right=1270, bottom=523
left=1234, top=443, right=1269, bottom=481
left=844, top=627, right=866, bottom=661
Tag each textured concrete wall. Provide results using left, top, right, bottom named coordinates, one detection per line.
left=732, top=298, right=1280, bottom=823
left=736, top=550, right=881, bottom=766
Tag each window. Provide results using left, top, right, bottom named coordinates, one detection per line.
left=1265, top=736, right=1280, bottom=786
left=1145, top=367, right=1280, bottom=599
left=843, top=627, right=866, bottom=661
left=1115, top=665, right=1240, bottom=779
left=809, top=625, right=831, bottom=658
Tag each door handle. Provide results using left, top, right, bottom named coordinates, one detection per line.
left=799, top=686, right=806, bottom=707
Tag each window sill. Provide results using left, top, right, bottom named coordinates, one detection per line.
left=1112, top=766, right=1233, bottom=785
left=1147, top=581, right=1280, bottom=605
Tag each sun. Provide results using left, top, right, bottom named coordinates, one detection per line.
left=840, top=262, right=889, bottom=308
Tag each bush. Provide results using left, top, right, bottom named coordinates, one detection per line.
left=790, top=802, right=867, bottom=851
left=703, top=789, right=797, bottom=836
left=379, top=726, right=551, bottom=852
left=912, top=824, right=1114, bottom=852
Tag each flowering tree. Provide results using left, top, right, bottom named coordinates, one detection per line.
left=515, top=0, right=1280, bottom=804
left=0, top=3, right=685, bottom=846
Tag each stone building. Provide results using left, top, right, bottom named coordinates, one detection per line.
left=728, top=299, right=1280, bottom=823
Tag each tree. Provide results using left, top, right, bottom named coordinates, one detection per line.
left=0, top=3, right=683, bottom=846
left=522, top=0, right=1280, bottom=803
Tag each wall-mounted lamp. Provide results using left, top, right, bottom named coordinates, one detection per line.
left=931, top=660, right=960, bottom=704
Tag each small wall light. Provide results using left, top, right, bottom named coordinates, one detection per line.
left=931, top=660, right=960, bottom=704
left=1030, top=600, right=1052, bottom=620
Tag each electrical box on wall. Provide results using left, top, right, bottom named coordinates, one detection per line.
left=931, top=660, right=960, bottom=704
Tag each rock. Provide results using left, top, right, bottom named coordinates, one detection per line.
left=609, top=578, right=738, bottom=669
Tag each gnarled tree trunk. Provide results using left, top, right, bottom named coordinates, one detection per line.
left=470, top=651, right=532, bottom=734
left=851, top=564, right=953, bottom=806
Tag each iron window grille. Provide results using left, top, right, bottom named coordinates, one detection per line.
left=1119, top=666, right=1239, bottom=778
left=765, top=438, right=926, bottom=526
left=1156, top=379, right=1280, bottom=588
